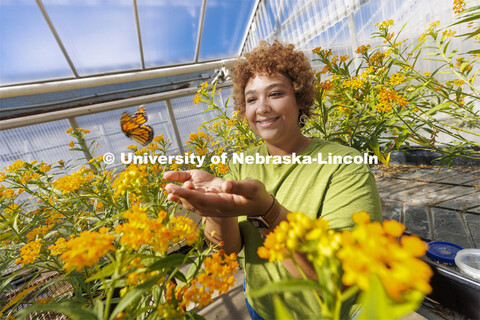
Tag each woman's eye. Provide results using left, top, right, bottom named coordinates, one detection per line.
left=247, top=97, right=256, bottom=103
left=270, top=92, right=283, bottom=97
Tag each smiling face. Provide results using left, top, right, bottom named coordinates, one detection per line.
left=244, top=72, right=304, bottom=147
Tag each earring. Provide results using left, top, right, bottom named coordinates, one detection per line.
left=299, top=114, right=308, bottom=125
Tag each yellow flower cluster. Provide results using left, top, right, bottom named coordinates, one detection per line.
left=60, top=228, right=115, bottom=271
left=48, top=237, right=67, bottom=256
left=317, top=80, right=333, bottom=92
left=193, top=82, right=209, bottom=104
left=312, top=47, right=332, bottom=57
left=15, top=239, right=42, bottom=266
left=453, top=0, right=465, bottom=14
left=340, top=66, right=374, bottom=91
left=53, top=167, right=94, bottom=193
left=375, top=19, right=394, bottom=29
left=419, top=21, right=441, bottom=41
left=39, top=163, right=51, bottom=173
left=193, top=94, right=202, bottom=105
left=338, top=212, right=432, bottom=301
left=4, top=159, right=25, bottom=172
left=337, top=106, right=354, bottom=116
left=170, top=216, right=201, bottom=246
left=66, top=128, right=90, bottom=134
left=376, top=86, right=408, bottom=112
left=26, top=225, right=54, bottom=240
left=172, top=250, right=238, bottom=310
left=115, top=205, right=168, bottom=251
left=355, top=44, right=370, bottom=54
left=0, top=187, right=15, bottom=200
left=210, top=163, right=229, bottom=176
left=122, top=257, right=161, bottom=287
left=442, top=29, right=456, bottom=37
left=187, top=131, right=216, bottom=164
left=257, top=212, right=341, bottom=265
left=368, top=51, right=385, bottom=66
left=258, top=211, right=432, bottom=302
left=115, top=205, right=200, bottom=255
left=112, top=164, right=147, bottom=196
left=389, top=73, right=406, bottom=86
left=341, top=75, right=366, bottom=90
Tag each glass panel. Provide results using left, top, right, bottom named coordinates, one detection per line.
left=170, top=95, right=218, bottom=149
left=0, top=120, right=77, bottom=171
left=42, top=0, right=141, bottom=76
left=137, top=0, right=201, bottom=68
left=199, top=0, right=256, bottom=61
left=0, top=0, right=73, bottom=85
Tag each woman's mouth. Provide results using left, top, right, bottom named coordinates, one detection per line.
left=257, top=117, right=279, bottom=127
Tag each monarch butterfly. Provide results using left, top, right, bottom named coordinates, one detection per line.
left=120, top=105, right=154, bottom=146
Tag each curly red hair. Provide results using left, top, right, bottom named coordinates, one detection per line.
left=232, top=41, right=315, bottom=117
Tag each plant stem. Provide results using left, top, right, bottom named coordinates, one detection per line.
left=291, top=255, right=326, bottom=311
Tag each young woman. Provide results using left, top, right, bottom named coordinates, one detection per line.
left=164, top=41, right=382, bottom=319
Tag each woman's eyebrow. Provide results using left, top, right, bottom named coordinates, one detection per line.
left=245, top=83, right=287, bottom=96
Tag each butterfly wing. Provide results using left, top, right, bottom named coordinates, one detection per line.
left=128, top=125, right=154, bottom=146
left=120, top=112, right=140, bottom=136
left=133, top=105, right=148, bottom=125
left=120, top=106, right=154, bottom=146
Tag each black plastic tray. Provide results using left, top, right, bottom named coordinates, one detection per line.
left=422, top=257, right=480, bottom=319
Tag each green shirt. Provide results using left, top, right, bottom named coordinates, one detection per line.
left=224, top=138, right=382, bottom=319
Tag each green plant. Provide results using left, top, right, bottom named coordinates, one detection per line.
left=0, top=129, right=238, bottom=320
left=308, top=3, right=479, bottom=166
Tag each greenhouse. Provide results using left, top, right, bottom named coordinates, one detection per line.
left=0, top=0, right=479, bottom=319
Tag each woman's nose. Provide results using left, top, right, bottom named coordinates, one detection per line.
left=256, top=96, right=271, bottom=114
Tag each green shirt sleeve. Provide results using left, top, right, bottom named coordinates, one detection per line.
left=320, top=169, right=382, bottom=231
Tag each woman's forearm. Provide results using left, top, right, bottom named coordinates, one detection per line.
left=203, top=217, right=243, bottom=255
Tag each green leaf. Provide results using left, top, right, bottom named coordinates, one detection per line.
left=0, top=270, right=22, bottom=292
left=248, top=279, right=326, bottom=298
left=94, top=299, right=104, bottom=319
left=203, top=105, right=217, bottom=113
left=424, top=101, right=452, bottom=116
left=109, top=275, right=162, bottom=320
left=357, top=276, right=424, bottom=320
left=173, top=270, right=187, bottom=284
left=448, top=48, right=458, bottom=60
left=273, top=294, right=293, bottom=320
left=87, top=262, right=115, bottom=282
left=465, top=49, right=480, bottom=55
left=225, top=94, right=231, bottom=110
left=148, top=253, right=193, bottom=271
left=15, top=302, right=98, bottom=320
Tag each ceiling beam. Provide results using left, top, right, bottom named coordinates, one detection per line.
left=132, top=0, right=145, bottom=69
left=194, top=0, right=208, bottom=63
left=0, top=58, right=237, bottom=98
left=0, top=81, right=233, bottom=131
left=35, top=0, right=79, bottom=78
left=238, top=0, right=261, bottom=56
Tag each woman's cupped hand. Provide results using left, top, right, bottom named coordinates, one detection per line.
left=163, top=170, right=273, bottom=218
